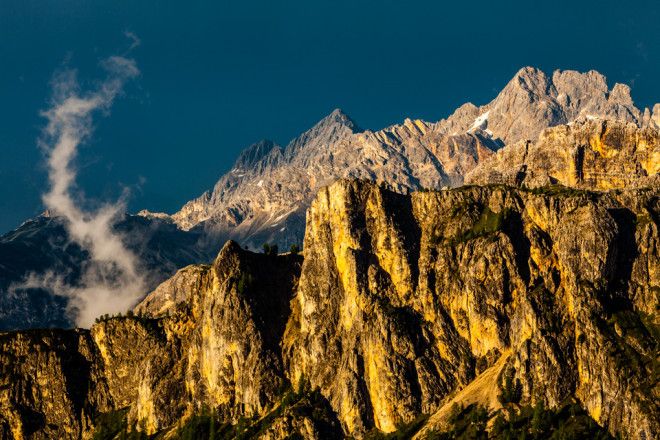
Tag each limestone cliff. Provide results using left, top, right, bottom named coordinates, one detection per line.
left=5, top=67, right=656, bottom=335
left=284, top=180, right=658, bottom=438
left=1, top=180, right=658, bottom=439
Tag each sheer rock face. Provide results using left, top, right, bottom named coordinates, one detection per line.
left=284, top=180, right=658, bottom=438
left=1, top=181, right=658, bottom=439
left=466, top=119, right=660, bottom=189
left=156, top=68, right=654, bottom=252
left=102, top=242, right=303, bottom=434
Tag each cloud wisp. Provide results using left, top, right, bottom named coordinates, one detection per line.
left=20, top=54, right=143, bottom=328
left=124, top=30, right=142, bottom=52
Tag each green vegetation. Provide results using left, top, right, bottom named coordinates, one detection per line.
left=173, top=410, right=232, bottom=440
left=92, top=408, right=148, bottom=440
left=94, top=311, right=138, bottom=324
left=490, top=402, right=613, bottom=440
left=527, top=184, right=598, bottom=200
left=452, top=206, right=511, bottom=244
left=427, top=403, right=489, bottom=439
left=499, top=368, right=523, bottom=405
left=430, top=203, right=513, bottom=246
left=172, top=387, right=336, bottom=440
left=425, top=401, right=612, bottom=440
left=237, top=272, right=254, bottom=295
left=289, top=243, right=300, bottom=255
left=604, top=309, right=659, bottom=393
left=91, top=389, right=325, bottom=439
left=262, top=243, right=279, bottom=255
left=91, top=399, right=613, bottom=440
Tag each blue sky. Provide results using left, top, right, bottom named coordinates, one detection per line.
left=0, top=0, right=658, bottom=232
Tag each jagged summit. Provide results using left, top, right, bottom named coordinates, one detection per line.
left=157, top=66, right=658, bottom=251
left=507, top=66, right=554, bottom=93
left=320, top=108, right=361, bottom=130
left=282, top=108, right=361, bottom=160
left=434, top=66, right=646, bottom=146
left=300, top=108, right=361, bottom=137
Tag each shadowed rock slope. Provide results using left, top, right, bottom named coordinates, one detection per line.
left=1, top=180, right=658, bottom=439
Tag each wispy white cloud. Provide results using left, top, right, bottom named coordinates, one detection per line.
left=124, top=30, right=142, bottom=52
left=12, top=52, right=142, bottom=328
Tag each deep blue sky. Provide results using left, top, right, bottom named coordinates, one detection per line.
left=1, top=0, right=658, bottom=232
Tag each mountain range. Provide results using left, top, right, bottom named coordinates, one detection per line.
left=1, top=66, right=658, bottom=331
left=142, top=67, right=659, bottom=250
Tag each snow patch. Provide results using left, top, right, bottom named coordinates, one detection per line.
left=468, top=111, right=490, bottom=133
left=273, top=208, right=297, bottom=223
left=257, top=179, right=264, bottom=187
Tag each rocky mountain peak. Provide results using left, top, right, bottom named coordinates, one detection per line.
left=609, top=82, right=634, bottom=105
left=508, top=66, right=554, bottom=95
left=551, top=68, right=609, bottom=96
left=438, top=67, right=646, bottom=145
left=320, top=108, right=361, bottom=130
left=282, top=108, right=361, bottom=160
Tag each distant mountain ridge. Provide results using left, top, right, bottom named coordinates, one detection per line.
left=144, top=66, right=658, bottom=251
